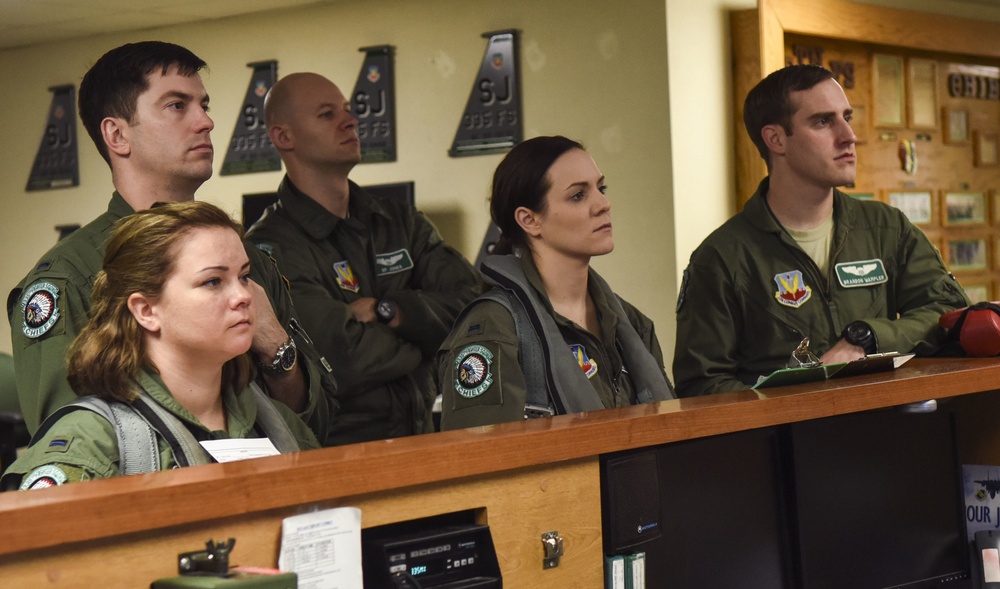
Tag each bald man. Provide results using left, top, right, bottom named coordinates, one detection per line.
left=247, top=73, right=481, bottom=445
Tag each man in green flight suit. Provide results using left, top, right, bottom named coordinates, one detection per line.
left=247, top=73, right=481, bottom=445
left=7, top=42, right=334, bottom=436
left=673, top=64, right=969, bottom=396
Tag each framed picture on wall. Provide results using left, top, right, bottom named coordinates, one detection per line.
left=851, top=104, right=869, bottom=144
left=946, top=237, right=988, bottom=271
left=943, top=191, right=987, bottom=225
left=943, top=108, right=969, bottom=144
left=906, top=58, right=938, bottom=129
left=963, top=283, right=990, bottom=302
left=975, top=132, right=999, bottom=167
left=886, top=190, right=933, bottom=225
left=873, top=54, right=905, bottom=128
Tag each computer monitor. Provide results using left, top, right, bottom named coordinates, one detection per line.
left=602, top=427, right=793, bottom=589
left=789, top=407, right=971, bottom=589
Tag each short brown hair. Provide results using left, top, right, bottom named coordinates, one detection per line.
left=743, top=64, right=835, bottom=170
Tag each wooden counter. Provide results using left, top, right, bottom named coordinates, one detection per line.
left=2, top=358, right=1000, bottom=587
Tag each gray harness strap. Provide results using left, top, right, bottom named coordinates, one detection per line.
left=63, top=397, right=160, bottom=475
left=248, top=382, right=302, bottom=453
left=30, top=386, right=302, bottom=476
left=477, top=255, right=675, bottom=418
left=478, top=290, right=552, bottom=417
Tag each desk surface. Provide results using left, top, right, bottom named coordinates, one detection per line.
left=3, top=357, right=999, bottom=558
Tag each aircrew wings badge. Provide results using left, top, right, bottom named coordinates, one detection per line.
left=773, top=270, right=812, bottom=308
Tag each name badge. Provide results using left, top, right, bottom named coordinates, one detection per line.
left=835, top=259, right=888, bottom=288
left=375, top=248, right=414, bottom=276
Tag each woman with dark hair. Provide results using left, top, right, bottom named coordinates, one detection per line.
left=2, top=201, right=319, bottom=491
left=438, top=136, right=674, bottom=429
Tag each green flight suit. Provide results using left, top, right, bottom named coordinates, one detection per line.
left=6, top=193, right=333, bottom=436
left=438, top=254, right=667, bottom=429
left=0, top=369, right=320, bottom=490
left=247, top=178, right=481, bottom=445
left=673, top=178, right=970, bottom=397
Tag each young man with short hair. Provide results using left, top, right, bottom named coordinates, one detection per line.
left=673, top=64, right=968, bottom=396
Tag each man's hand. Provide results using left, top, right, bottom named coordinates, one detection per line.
left=350, top=298, right=378, bottom=323
left=249, top=279, right=290, bottom=357
left=818, top=338, right=866, bottom=365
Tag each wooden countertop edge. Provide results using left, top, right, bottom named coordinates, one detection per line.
left=2, top=357, right=998, bottom=556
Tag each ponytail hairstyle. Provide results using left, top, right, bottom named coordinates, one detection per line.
left=490, top=135, right=584, bottom=255
left=67, top=201, right=252, bottom=402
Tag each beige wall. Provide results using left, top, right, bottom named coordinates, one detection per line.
left=0, top=0, right=676, bottom=361
left=2, top=0, right=994, bottom=372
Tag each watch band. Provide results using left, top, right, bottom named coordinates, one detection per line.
left=262, top=337, right=297, bottom=373
left=842, top=321, right=877, bottom=355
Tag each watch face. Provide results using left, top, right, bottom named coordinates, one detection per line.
left=377, top=300, right=396, bottom=322
left=279, top=345, right=297, bottom=371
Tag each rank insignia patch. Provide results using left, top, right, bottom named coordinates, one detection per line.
left=21, top=282, right=61, bottom=338
left=454, top=344, right=494, bottom=398
left=334, top=260, right=360, bottom=293
left=773, top=270, right=812, bottom=308
left=569, top=344, right=598, bottom=379
left=20, top=465, right=68, bottom=490
left=835, top=259, right=888, bottom=288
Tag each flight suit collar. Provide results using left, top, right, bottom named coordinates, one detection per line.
left=136, top=368, right=257, bottom=438
left=743, top=176, right=855, bottom=248
left=277, top=176, right=393, bottom=240
left=517, top=254, right=619, bottom=343
left=108, top=191, right=136, bottom=221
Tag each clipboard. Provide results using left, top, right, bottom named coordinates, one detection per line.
left=752, top=352, right=913, bottom=390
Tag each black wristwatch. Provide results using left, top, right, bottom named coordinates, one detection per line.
left=375, top=299, right=397, bottom=324
left=842, top=321, right=877, bottom=355
left=262, top=337, right=297, bottom=373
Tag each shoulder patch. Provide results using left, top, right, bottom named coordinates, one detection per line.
left=676, top=268, right=690, bottom=313
left=20, top=465, right=68, bottom=490
left=454, top=344, right=494, bottom=398
left=20, top=281, right=61, bottom=338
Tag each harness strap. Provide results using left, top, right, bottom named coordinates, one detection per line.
left=478, top=290, right=553, bottom=417
left=30, top=396, right=160, bottom=475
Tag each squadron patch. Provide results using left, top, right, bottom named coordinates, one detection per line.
left=333, top=260, right=360, bottom=293
left=454, top=345, right=494, bottom=398
left=773, top=270, right=812, bottom=309
left=20, top=465, right=68, bottom=490
left=21, top=282, right=61, bottom=338
left=835, top=259, right=888, bottom=288
left=569, top=344, right=598, bottom=379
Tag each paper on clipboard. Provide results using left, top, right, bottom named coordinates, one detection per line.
left=752, top=352, right=914, bottom=390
